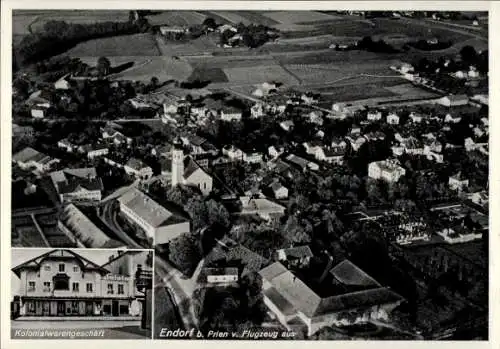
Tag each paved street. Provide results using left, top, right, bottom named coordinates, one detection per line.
left=154, top=256, right=204, bottom=330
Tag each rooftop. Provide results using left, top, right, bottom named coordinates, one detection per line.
left=259, top=261, right=404, bottom=318
left=118, top=188, right=188, bottom=228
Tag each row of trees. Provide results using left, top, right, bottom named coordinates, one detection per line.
left=16, top=16, right=150, bottom=66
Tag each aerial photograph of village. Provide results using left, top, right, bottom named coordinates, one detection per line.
left=11, top=9, right=488, bottom=340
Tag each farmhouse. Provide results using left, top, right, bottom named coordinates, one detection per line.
left=80, top=144, right=109, bottom=159
left=368, top=160, right=406, bottom=183
left=259, top=261, right=404, bottom=336
left=31, top=107, right=47, bottom=119
left=268, top=146, right=285, bottom=159
left=239, top=196, right=286, bottom=223
left=444, top=112, right=462, bottom=123
left=438, top=95, right=469, bottom=107
left=101, top=126, right=132, bottom=145
left=12, top=124, right=34, bottom=139
left=449, top=172, right=469, bottom=192
left=49, top=167, right=103, bottom=203
left=269, top=181, right=288, bottom=200
left=243, top=150, right=264, bottom=164
left=118, top=188, right=190, bottom=245
left=124, top=158, right=153, bottom=179
left=280, top=120, right=295, bottom=132
left=199, top=267, right=240, bottom=286
left=220, top=106, right=243, bottom=122
left=386, top=113, right=400, bottom=125
left=54, top=74, right=72, bottom=90
left=57, top=138, right=77, bottom=152
left=285, top=154, right=320, bottom=172
left=276, top=245, right=313, bottom=268
left=223, top=145, right=244, bottom=161
left=13, top=147, right=60, bottom=174
left=367, top=110, right=382, bottom=121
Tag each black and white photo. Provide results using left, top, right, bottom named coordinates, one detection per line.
left=7, top=5, right=490, bottom=343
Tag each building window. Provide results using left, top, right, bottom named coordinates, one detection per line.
left=28, top=281, right=36, bottom=292
left=44, top=265, right=51, bottom=271
left=118, top=284, right=124, bottom=295
left=86, top=283, right=93, bottom=293
left=119, top=305, right=129, bottom=315
left=59, top=264, right=65, bottom=272
left=43, top=282, right=51, bottom=292
left=73, top=266, right=79, bottom=272
left=72, top=282, right=79, bottom=292
left=27, top=301, right=35, bottom=314
left=107, top=284, right=114, bottom=294
left=71, top=301, right=79, bottom=314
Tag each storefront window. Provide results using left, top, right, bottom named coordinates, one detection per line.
left=71, top=301, right=79, bottom=314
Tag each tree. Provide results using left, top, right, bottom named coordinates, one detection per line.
left=150, top=76, right=159, bottom=88
left=206, top=199, right=231, bottom=229
left=96, top=56, right=111, bottom=76
left=283, top=215, right=311, bottom=245
left=169, top=233, right=202, bottom=276
left=460, top=45, right=478, bottom=63
left=202, top=17, right=217, bottom=30
left=185, top=196, right=209, bottom=231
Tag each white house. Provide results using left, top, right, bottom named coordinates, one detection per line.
left=438, top=95, right=469, bottom=107
left=223, top=145, right=244, bottom=161
left=409, top=112, right=423, bottom=123
left=387, top=113, right=400, bottom=125
left=13, top=147, right=60, bottom=174
left=268, top=146, right=284, bottom=159
left=367, top=110, right=382, bottom=121
left=57, top=138, right=77, bottom=152
left=243, top=151, right=263, bottom=164
left=31, top=108, right=46, bottom=119
left=118, top=188, right=190, bottom=245
left=11, top=249, right=146, bottom=317
left=124, top=158, right=153, bottom=179
left=449, top=172, right=469, bottom=191
left=280, top=120, right=294, bottom=132
left=239, top=196, right=286, bottom=223
left=269, top=182, right=288, bottom=200
left=444, top=113, right=462, bottom=124
left=368, top=160, right=406, bottom=183
left=220, top=107, right=242, bottom=122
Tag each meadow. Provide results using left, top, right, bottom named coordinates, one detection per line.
left=65, top=33, right=161, bottom=57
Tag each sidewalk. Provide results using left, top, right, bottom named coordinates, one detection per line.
left=14, top=316, right=141, bottom=321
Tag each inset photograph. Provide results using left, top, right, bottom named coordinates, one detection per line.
left=11, top=248, right=153, bottom=339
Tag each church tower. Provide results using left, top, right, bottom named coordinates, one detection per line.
left=171, top=137, right=184, bottom=188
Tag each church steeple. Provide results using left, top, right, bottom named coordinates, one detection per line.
left=171, top=137, right=184, bottom=187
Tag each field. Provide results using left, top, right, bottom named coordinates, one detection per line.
left=145, top=11, right=207, bottom=26
left=155, top=35, right=219, bottom=56
left=224, top=65, right=300, bottom=86
left=64, top=33, right=161, bottom=57
left=263, top=11, right=340, bottom=24
left=208, top=11, right=253, bottom=25
left=13, top=10, right=131, bottom=34
left=187, top=66, right=228, bottom=83
left=77, top=56, right=194, bottom=82
left=385, top=84, right=440, bottom=99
